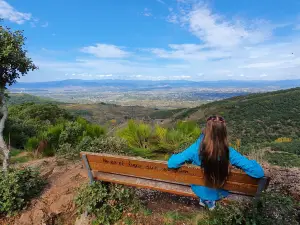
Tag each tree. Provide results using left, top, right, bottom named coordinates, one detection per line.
left=0, top=25, right=37, bottom=172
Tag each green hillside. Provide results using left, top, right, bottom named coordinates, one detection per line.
left=7, top=93, right=59, bottom=105
left=8, top=94, right=157, bottom=125
left=173, top=87, right=300, bottom=146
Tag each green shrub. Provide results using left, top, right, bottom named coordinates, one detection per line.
left=199, top=202, right=245, bottom=225
left=4, top=117, right=39, bottom=149
left=200, top=192, right=299, bottom=225
left=75, top=182, right=139, bottom=225
left=56, top=143, right=78, bottom=160
left=117, top=120, right=202, bottom=154
left=117, top=120, right=151, bottom=149
left=56, top=135, right=122, bottom=160
left=77, top=136, right=93, bottom=152
left=264, top=152, right=300, bottom=167
left=0, top=168, right=46, bottom=215
left=246, top=192, right=299, bottom=225
left=87, top=136, right=128, bottom=155
left=129, top=147, right=154, bottom=158
left=77, top=117, right=105, bottom=138
left=42, top=146, right=55, bottom=157
left=269, top=140, right=300, bottom=155
left=25, top=137, right=39, bottom=151
left=175, top=121, right=201, bottom=139
left=44, top=123, right=65, bottom=150
left=59, top=121, right=84, bottom=146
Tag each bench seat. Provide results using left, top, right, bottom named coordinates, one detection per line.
left=80, top=152, right=270, bottom=197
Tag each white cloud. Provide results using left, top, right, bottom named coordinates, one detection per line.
left=0, top=0, right=31, bottom=24
left=95, top=74, right=113, bottom=77
left=166, top=14, right=178, bottom=23
left=156, top=0, right=165, bottom=4
left=30, top=22, right=36, bottom=27
left=143, top=8, right=152, bottom=17
left=41, top=22, right=49, bottom=28
left=168, top=2, right=272, bottom=48
left=260, top=73, right=268, bottom=77
left=81, top=44, right=129, bottom=58
left=150, top=43, right=231, bottom=60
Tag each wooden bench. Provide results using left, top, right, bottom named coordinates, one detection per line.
left=80, top=152, right=270, bottom=198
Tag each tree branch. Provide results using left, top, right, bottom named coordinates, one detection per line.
left=0, top=89, right=9, bottom=172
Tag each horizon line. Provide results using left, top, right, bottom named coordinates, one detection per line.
left=15, top=78, right=300, bottom=84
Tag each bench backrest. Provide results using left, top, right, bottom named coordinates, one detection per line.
left=80, top=152, right=270, bottom=197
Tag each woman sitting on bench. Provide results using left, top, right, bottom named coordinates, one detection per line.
left=168, top=115, right=264, bottom=210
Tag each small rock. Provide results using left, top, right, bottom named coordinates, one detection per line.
left=74, top=213, right=91, bottom=225
left=17, top=213, right=32, bottom=225
left=49, top=194, right=74, bottom=214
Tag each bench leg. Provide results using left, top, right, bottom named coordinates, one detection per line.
left=255, top=177, right=268, bottom=198
left=82, top=154, right=94, bottom=184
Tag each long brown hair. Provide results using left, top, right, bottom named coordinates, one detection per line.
left=200, top=115, right=230, bottom=188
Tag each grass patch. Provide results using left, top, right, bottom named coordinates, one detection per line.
left=10, top=150, right=34, bottom=164
left=174, top=107, right=200, bottom=120
left=163, top=211, right=193, bottom=225
left=10, top=155, right=32, bottom=164
left=123, top=217, right=134, bottom=225
left=9, top=148, right=22, bottom=157
left=264, top=152, right=300, bottom=167
left=269, top=140, right=300, bottom=155
left=150, top=108, right=185, bottom=119
left=142, top=208, right=152, bottom=216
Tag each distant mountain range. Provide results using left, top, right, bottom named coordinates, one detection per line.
left=10, top=79, right=300, bottom=90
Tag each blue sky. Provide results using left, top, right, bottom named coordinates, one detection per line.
left=1, top=0, right=300, bottom=82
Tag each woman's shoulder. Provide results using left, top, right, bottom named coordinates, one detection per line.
left=228, top=147, right=243, bottom=158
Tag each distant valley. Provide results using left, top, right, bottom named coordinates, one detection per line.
left=9, top=79, right=300, bottom=108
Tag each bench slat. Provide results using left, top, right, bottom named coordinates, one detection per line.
left=93, top=171, right=197, bottom=198
left=89, top=162, right=258, bottom=195
left=83, top=152, right=259, bottom=185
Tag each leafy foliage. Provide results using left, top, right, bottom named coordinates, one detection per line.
left=0, top=25, right=37, bottom=87
left=269, top=139, right=300, bottom=155
left=3, top=103, right=106, bottom=160
left=117, top=120, right=152, bottom=149
left=75, top=182, right=139, bottom=225
left=58, top=121, right=85, bottom=145
left=149, top=108, right=185, bottom=119
left=25, top=137, right=39, bottom=151
left=7, top=94, right=57, bottom=106
left=117, top=120, right=201, bottom=156
left=264, top=152, right=300, bottom=167
left=0, top=168, right=46, bottom=215
left=56, top=143, right=75, bottom=160
left=4, top=103, right=74, bottom=149
left=179, top=88, right=300, bottom=146
left=200, top=192, right=299, bottom=225
left=199, top=202, right=245, bottom=225
left=246, top=192, right=300, bottom=225
left=86, top=136, right=128, bottom=155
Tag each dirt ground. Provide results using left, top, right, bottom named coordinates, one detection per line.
left=0, top=158, right=86, bottom=225
left=0, top=158, right=299, bottom=225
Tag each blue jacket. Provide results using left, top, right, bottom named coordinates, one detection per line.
left=167, top=134, right=264, bottom=201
